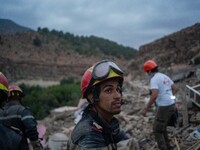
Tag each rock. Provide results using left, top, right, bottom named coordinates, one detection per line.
left=47, top=133, right=69, bottom=150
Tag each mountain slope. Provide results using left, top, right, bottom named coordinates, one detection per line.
left=0, top=19, right=33, bottom=34
left=127, top=23, right=200, bottom=80
left=0, top=19, right=136, bottom=84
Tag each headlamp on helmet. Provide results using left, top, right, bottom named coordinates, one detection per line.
left=8, top=85, right=25, bottom=98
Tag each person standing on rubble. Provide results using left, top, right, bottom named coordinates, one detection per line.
left=0, top=85, right=43, bottom=150
left=70, top=60, right=137, bottom=150
left=142, top=60, right=178, bottom=150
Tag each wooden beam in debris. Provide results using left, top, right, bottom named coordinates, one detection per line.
left=186, top=140, right=200, bottom=150
left=186, top=84, right=200, bottom=107
left=172, top=124, right=190, bottom=136
left=183, top=86, right=189, bottom=126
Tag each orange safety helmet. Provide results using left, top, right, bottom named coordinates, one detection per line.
left=81, top=60, right=124, bottom=98
left=8, top=85, right=25, bottom=98
left=143, top=60, right=158, bottom=72
left=0, top=72, right=8, bottom=94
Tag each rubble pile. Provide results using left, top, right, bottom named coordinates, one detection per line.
left=41, top=79, right=200, bottom=150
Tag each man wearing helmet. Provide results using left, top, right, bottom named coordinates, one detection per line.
left=0, top=72, right=24, bottom=150
left=0, top=84, right=43, bottom=150
left=70, top=60, right=134, bottom=150
left=0, top=72, right=9, bottom=105
left=142, top=60, right=178, bottom=150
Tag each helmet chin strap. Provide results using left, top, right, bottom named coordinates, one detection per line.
left=0, top=91, right=8, bottom=105
left=91, top=86, right=100, bottom=103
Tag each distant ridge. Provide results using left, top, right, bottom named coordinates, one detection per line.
left=0, top=18, right=33, bottom=34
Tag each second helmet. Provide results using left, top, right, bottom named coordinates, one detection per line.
left=8, top=85, right=25, bottom=98
left=143, top=60, right=158, bottom=72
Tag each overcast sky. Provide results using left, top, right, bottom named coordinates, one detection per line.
left=0, top=0, right=200, bottom=49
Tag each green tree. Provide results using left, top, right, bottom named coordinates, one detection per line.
left=33, top=36, right=42, bottom=47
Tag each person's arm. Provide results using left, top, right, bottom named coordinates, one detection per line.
left=21, top=109, right=38, bottom=141
left=31, top=140, right=43, bottom=150
left=142, top=89, right=158, bottom=117
left=22, top=109, right=43, bottom=149
left=171, top=84, right=178, bottom=95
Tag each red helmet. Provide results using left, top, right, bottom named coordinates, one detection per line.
left=81, top=60, right=124, bottom=98
left=143, top=60, right=158, bottom=72
left=0, top=72, right=8, bottom=94
left=8, top=85, right=24, bottom=98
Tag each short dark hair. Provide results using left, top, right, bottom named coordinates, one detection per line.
left=150, top=67, right=159, bottom=73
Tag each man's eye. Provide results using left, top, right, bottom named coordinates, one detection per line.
left=105, top=88, right=112, bottom=93
left=116, top=87, right=122, bottom=93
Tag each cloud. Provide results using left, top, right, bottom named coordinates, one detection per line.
left=0, top=0, right=200, bottom=49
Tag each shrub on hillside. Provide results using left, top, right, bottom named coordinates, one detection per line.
left=20, top=82, right=81, bottom=120
left=33, top=36, right=42, bottom=47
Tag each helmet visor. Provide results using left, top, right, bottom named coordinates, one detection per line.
left=92, top=60, right=123, bottom=80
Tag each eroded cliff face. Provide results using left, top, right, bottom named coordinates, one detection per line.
left=139, top=23, right=200, bottom=65
left=127, top=23, right=200, bottom=82
left=0, top=31, right=127, bottom=83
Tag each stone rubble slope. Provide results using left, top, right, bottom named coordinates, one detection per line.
left=41, top=77, right=200, bottom=150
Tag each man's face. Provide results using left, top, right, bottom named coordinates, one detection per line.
left=146, top=71, right=153, bottom=79
left=96, top=78, right=122, bottom=121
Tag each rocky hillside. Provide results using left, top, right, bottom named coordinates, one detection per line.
left=128, top=23, right=200, bottom=83
left=1, top=31, right=126, bottom=82
left=0, top=19, right=136, bottom=84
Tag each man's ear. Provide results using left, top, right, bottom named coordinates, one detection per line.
left=87, top=93, right=94, bottom=104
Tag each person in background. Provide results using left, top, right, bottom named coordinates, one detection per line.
left=70, top=60, right=136, bottom=150
left=0, top=85, right=43, bottom=150
left=0, top=72, right=25, bottom=150
left=0, top=72, right=8, bottom=106
left=142, top=60, right=178, bottom=150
